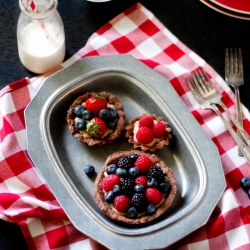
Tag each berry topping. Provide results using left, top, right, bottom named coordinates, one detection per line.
left=102, top=174, right=120, bottom=192
left=152, top=122, right=166, bottom=138
left=113, top=184, right=121, bottom=195
left=118, top=156, right=132, bottom=170
left=134, top=184, right=145, bottom=193
left=147, top=178, right=157, bottom=187
left=129, top=153, right=139, bottom=163
left=128, top=167, right=140, bottom=178
left=115, top=168, right=127, bottom=178
left=120, top=178, right=134, bottom=196
left=105, top=191, right=115, bottom=203
left=74, top=105, right=86, bottom=117
left=82, top=110, right=93, bottom=120
left=145, top=188, right=163, bottom=206
left=108, top=108, right=117, bottom=121
left=127, top=207, right=138, bottom=218
left=85, top=94, right=107, bottom=116
left=98, top=108, right=111, bottom=121
left=131, top=193, right=147, bottom=212
left=114, top=195, right=131, bottom=213
left=134, top=155, right=154, bottom=174
left=159, top=182, right=171, bottom=194
left=146, top=204, right=156, bottom=215
left=139, top=115, right=154, bottom=129
left=147, top=165, right=165, bottom=182
left=75, top=119, right=86, bottom=130
left=86, top=117, right=107, bottom=138
left=136, top=127, right=154, bottom=144
left=84, top=165, right=95, bottom=176
left=106, top=164, right=118, bottom=174
left=135, top=176, right=148, bottom=187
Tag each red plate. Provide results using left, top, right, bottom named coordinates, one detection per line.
left=210, top=0, right=250, bottom=14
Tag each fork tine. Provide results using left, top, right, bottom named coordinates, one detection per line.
left=225, top=48, right=229, bottom=78
left=238, top=48, right=243, bottom=77
left=191, top=71, right=207, bottom=96
left=230, top=48, right=234, bottom=74
left=186, top=76, right=202, bottom=103
left=199, top=67, right=217, bottom=92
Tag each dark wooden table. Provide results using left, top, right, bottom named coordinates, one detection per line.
left=1, top=0, right=250, bottom=249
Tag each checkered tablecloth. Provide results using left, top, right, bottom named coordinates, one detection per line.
left=1, top=2, right=250, bottom=249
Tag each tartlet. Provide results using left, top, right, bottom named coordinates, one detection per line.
left=66, top=91, right=126, bottom=146
left=94, top=150, right=177, bottom=224
left=125, top=114, right=172, bottom=152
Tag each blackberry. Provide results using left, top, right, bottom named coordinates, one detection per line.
left=131, top=193, right=147, bottom=212
left=118, top=156, right=132, bottom=170
left=147, top=165, right=165, bottom=182
left=120, top=178, right=134, bottom=196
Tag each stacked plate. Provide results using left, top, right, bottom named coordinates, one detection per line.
left=200, top=0, right=250, bottom=20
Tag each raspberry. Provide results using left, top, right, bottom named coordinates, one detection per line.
left=139, top=115, right=154, bottom=129
left=114, top=195, right=131, bottom=213
left=136, top=127, right=154, bottom=144
left=135, top=176, right=148, bottom=187
left=145, top=188, right=163, bottom=206
left=152, top=122, right=166, bottom=138
left=134, top=155, right=154, bottom=174
left=102, top=174, right=120, bottom=192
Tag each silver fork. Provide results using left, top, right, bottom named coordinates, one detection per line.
left=186, top=72, right=250, bottom=163
left=190, top=68, right=250, bottom=147
left=225, top=48, right=244, bottom=156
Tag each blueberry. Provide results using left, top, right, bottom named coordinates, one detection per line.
left=127, top=207, right=138, bottom=218
left=147, top=178, right=157, bottom=187
left=74, top=105, right=86, bottom=117
left=128, top=167, right=140, bottom=178
left=105, top=191, right=115, bottom=203
left=113, top=184, right=121, bottom=195
left=84, top=165, right=95, bottom=176
left=106, top=164, right=118, bottom=174
left=107, top=121, right=116, bottom=130
left=82, top=110, right=93, bottom=120
left=146, top=204, right=156, bottom=215
left=115, top=168, right=127, bottom=178
left=129, top=153, right=139, bottom=163
left=159, top=182, right=171, bottom=194
left=240, top=177, right=250, bottom=190
left=98, top=108, right=110, bottom=121
left=75, top=119, right=86, bottom=130
left=108, top=108, right=117, bottom=121
left=134, top=184, right=145, bottom=193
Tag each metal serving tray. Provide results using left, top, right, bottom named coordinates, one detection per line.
left=25, top=55, right=226, bottom=250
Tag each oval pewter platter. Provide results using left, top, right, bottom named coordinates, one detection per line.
left=25, top=55, right=226, bottom=250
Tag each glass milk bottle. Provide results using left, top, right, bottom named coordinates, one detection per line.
left=17, top=0, right=65, bottom=74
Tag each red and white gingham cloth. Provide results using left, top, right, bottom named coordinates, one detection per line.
left=1, top=2, right=250, bottom=249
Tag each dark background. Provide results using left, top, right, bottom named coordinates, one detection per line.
left=1, top=0, right=250, bottom=249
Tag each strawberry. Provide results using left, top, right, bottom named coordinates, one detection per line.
left=86, top=117, right=107, bottom=138
left=139, top=115, right=154, bottom=129
left=135, top=176, right=148, bottom=187
left=145, top=188, right=163, bottom=205
left=102, top=174, right=120, bottom=192
left=153, top=122, right=166, bottom=138
left=134, top=155, right=154, bottom=174
left=85, top=94, right=107, bottom=116
left=114, top=195, right=131, bottom=213
left=136, top=127, right=154, bottom=144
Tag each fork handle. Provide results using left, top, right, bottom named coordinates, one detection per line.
left=218, top=101, right=250, bottom=146
left=235, top=86, right=244, bottom=156
left=213, top=105, right=250, bottom=162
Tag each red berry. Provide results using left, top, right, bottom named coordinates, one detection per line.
left=139, top=115, right=154, bottom=129
left=153, top=122, right=166, bottom=138
left=114, top=195, right=131, bottom=213
left=86, top=117, right=107, bottom=138
left=134, top=155, right=154, bottom=174
left=135, top=176, right=148, bottom=187
left=145, top=188, right=163, bottom=205
left=102, top=174, right=120, bottom=192
left=85, top=94, right=107, bottom=116
left=136, top=127, right=154, bottom=144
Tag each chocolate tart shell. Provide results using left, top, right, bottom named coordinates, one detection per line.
left=125, top=114, right=172, bottom=152
left=94, top=150, right=177, bottom=224
left=66, top=91, right=126, bottom=146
